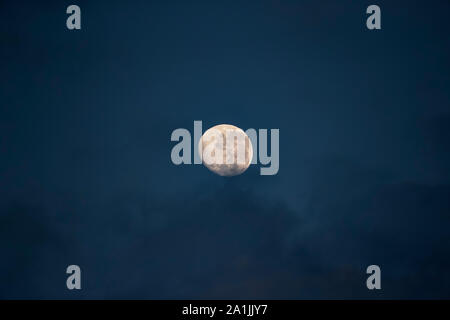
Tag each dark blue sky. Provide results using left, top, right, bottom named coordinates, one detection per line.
left=1, top=0, right=449, bottom=298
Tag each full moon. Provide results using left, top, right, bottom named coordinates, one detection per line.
left=198, top=124, right=253, bottom=176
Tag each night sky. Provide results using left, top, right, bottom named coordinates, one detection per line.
left=1, top=0, right=450, bottom=299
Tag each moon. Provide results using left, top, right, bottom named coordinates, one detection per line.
left=198, top=124, right=253, bottom=176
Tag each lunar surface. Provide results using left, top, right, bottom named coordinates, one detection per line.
left=198, top=124, right=253, bottom=176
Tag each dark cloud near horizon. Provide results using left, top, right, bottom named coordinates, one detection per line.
left=1, top=159, right=450, bottom=299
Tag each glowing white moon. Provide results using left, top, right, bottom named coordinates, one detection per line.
left=198, top=124, right=253, bottom=176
